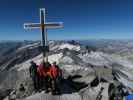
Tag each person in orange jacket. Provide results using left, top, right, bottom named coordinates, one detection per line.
left=44, top=62, right=53, bottom=93
left=50, top=62, right=62, bottom=94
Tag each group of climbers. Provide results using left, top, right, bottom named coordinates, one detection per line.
left=29, top=60, right=62, bottom=95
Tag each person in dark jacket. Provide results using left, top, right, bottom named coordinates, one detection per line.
left=45, top=62, right=52, bottom=93
left=29, top=61, right=39, bottom=91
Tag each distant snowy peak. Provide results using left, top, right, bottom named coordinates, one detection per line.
left=17, top=42, right=40, bottom=51
left=79, top=51, right=133, bottom=69
left=17, top=41, right=81, bottom=52
left=59, top=43, right=80, bottom=51
left=50, top=42, right=81, bottom=51
left=79, top=51, right=111, bottom=66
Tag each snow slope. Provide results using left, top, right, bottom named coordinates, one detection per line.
left=1, top=41, right=133, bottom=100
left=50, top=43, right=80, bottom=51
left=59, top=43, right=80, bottom=51
left=16, top=53, right=63, bottom=71
left=79, top=51, right=133, bottom=89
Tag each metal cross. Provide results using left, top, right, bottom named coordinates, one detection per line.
left=24, top=8, right=63, bottom=62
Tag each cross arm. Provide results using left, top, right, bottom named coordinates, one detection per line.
left=24, top=23, right=40, bottom=29
left=45, top=22, right=63, bottom=29
left=24, top=22, right=63, bottom=29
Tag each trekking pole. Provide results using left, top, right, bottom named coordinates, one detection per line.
left=96, top=87, right=104, bottom=100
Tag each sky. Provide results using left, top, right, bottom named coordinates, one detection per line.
left=0, top=0, right=133, bottom=40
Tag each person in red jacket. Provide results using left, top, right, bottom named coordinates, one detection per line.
left=50, top=62, right=62, bottom=94
left=37, top=61, right=47, bottom=90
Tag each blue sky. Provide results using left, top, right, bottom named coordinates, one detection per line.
left=0, top=0, right=133, bottom=40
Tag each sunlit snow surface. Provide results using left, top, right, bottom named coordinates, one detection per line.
left=79, top=51, right=133, bottom=89
left=50, top=43, right=80, bottom=51
left=59, top=43, right=80, bottom=51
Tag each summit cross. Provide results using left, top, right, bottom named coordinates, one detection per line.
left=24, top=8, right=63, bottom=62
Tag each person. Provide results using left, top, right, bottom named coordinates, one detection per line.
left=37, top=61, right=46, bottom=90
left=50, top=62, right=61, bottom=94
left=44, top=62, right=53, bottom=93
left=29, top=61, right=39, bottom=91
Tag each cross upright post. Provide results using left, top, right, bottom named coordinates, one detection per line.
left=40, top=8, right=46, bottom=62
left=24, top=8, right=63, bottom=63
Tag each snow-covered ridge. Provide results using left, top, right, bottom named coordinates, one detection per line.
left=16, top=53, right=63, bottom=71
left=17, top=41, right=81, bottom=52
left=50, top=42, right=81, bottom=51
left=79, top=51, right=111, bottom=66
left=79, top=51, right=133, bottom=69
left=60, top=56, right=74, bottom=64
left=17, top=42, right=40, bottom=51
left=59, top=43, right=80, bottom=51
left=1, top=40, right=133, bottom=100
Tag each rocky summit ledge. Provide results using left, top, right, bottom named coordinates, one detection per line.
left=24, top=92, right=91, bottom=100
